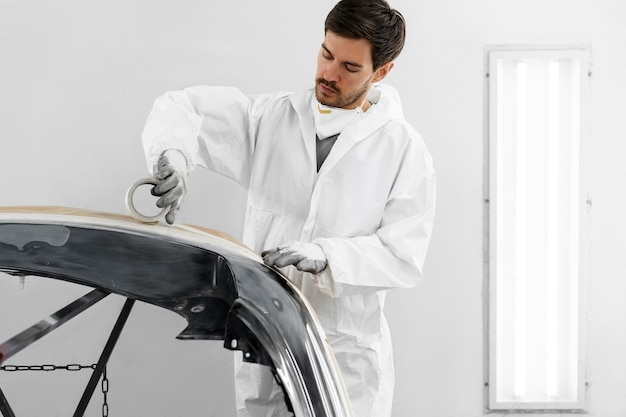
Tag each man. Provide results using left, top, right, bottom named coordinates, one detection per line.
left=141, top=0, right=435, bottom=415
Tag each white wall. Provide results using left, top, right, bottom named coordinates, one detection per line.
left=1, top=1, right=624, bottom=416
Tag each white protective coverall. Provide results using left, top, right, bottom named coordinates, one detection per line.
left=142, top=83, right=436, bottom=417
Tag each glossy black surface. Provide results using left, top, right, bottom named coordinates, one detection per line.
left=0, top=215, right=351, bottom=417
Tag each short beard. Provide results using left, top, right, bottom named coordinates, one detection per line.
left=315, top=77, right=371, bottom=109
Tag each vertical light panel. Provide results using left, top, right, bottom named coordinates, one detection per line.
left=546, top=59, right=560, bottom=398
left=513, top=60, right=528, bottom=399
left=487, top=48, right=590, bottom=411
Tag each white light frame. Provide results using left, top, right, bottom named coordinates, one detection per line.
left=485, top=46, right=591, bottom=412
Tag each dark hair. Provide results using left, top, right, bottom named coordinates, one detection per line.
left=324, top=0, right=406, bottom=71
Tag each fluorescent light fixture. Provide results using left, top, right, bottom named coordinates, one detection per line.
left=487, top=47, right=590, bottom=411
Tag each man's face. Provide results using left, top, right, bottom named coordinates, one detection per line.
left=315, top=31, right=382, bottom=109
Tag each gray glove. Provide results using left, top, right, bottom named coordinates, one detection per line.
left=151, top=151, right=188, bottom=224
left=262, top=241, right=327, bottom=274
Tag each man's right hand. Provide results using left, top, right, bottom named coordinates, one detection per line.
left=151, top=152, right=187, bottom=224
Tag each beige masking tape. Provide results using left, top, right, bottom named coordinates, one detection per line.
left=125, top=178, right=170, bottom=223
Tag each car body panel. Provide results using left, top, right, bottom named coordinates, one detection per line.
left=0, top=206, right=353, bottom=417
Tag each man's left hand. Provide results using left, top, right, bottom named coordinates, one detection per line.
left=262, top=241, right=327, bottom=274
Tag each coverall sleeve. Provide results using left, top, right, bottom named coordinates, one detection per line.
left=142, top=86, right=272, bottom=188
left=312, top=138, right=436, bottom=298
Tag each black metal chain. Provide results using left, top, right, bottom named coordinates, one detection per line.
left=1, top=363, right=110, bottom=416
left=0, top=363, right=96, bottom=372
left=101, top=366, right=109, bottom=417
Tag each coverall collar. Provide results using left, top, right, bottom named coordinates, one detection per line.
left=289, top=83, right=406, bottom=174
left=290, top=83, right=405, bottom=143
